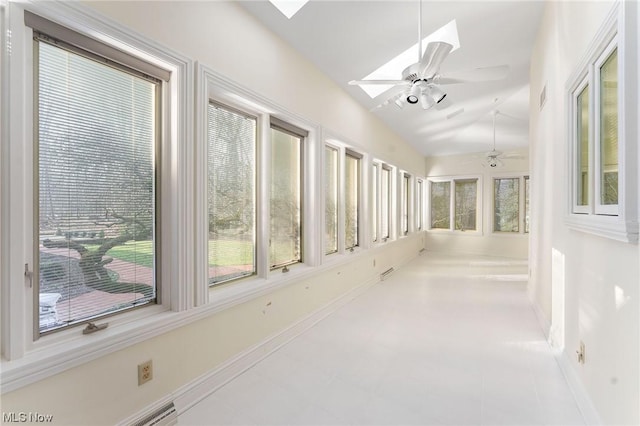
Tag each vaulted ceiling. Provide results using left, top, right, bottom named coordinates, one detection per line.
left=240, top=1, right=544, bottom=157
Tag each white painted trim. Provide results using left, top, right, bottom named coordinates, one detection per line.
left=564, top=0, right=639, bottom=244
left=555, top=349, right=603, bottom=426
left=530, top=295, right=551, bottom=341
left=119, top=260, right=422, bottom=426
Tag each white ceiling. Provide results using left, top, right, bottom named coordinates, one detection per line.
left=240, top=0, right=544, bottom=157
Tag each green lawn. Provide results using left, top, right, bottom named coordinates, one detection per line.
left=86, top=240, right=154, bottom=268
left=85, top=239, right=291, bottom=268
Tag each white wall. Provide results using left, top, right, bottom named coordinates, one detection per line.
left=0, top=2, right=427, bottom=424
left=424, top=148, right=529, bottom=259
left=529, top=1, right=639, bottom=424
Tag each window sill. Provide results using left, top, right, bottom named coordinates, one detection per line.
left=427, top=229, right=484, bottom=236
left=565, top=214, right=638, bottom=243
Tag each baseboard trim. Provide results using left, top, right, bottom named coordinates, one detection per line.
left=555, top=349, right=603, bottom=425
left=529, top=295, right=551, bottom=341
left=117, top=274, right=381, bottom=426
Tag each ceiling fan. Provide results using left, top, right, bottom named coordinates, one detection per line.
left=348, top=0, right=508, bottom=110
left=484, top=109, right=524, bottom=168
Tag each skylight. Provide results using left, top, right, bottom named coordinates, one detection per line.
left=269, top=0, right=310, bottom=19
left=359, top=20, right=461, bottom=98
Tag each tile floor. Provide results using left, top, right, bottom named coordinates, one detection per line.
left=179, top=252, right=584, bottom=426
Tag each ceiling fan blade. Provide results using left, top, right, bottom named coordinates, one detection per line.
left=418, top=41, right=453, bottom=79
left=349, top=79, right=409, bottom=86
left=501, top=152, right=525, bottom=159
left=439, top=65, right=509, bottom=83
left=434, top=95, right=453, bottom=110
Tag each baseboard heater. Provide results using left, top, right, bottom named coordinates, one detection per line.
left=132, top=402, right=177, bottom=426
left=380, top=267, right=395, bottom=281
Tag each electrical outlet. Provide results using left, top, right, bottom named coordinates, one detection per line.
left=576, top=341, right=586, bottom=364
left=138, top=360, right=153, bottom=385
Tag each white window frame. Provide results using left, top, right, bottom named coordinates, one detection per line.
left=371, top=162, right=380, bottom=242
left=321, top=135, right=367, bottom=255
left=492, top=175, right=529, bottom=235
left=196, top=65, right=321, bottom=307
left=379, top=162, right=393, bottom=242
left=416, top=178, right=424, bottom=231
left=565, top=1, right=638, bottom=243
left=427, top=176, right=482, bottom=234
left=344, top=149, right=362, bottom=251
left=323, top=143, right=340, bottom=255
left=1, top=1, right=193, bottom=390
left=400, top=171, right=412, bottom=236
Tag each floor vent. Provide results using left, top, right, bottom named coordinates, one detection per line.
left=380, top=267, right=395, bottom=281
left=132, top=402, right=177, bottom=426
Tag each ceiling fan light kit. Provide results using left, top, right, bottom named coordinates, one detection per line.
left=349, top=0, right=509, bottom=112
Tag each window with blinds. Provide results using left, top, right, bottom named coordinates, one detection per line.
left=372, top=164, right=379, bottom=242
left=430, top=181, right=450, bottom=229
left=494, top=178, right=520, bottom=232
left=598, top=48, right=618, bottom=207
left=324, top=146, right=338, bottom=255
left=270, top=124, right=303, bottom=269
left=454, top=179, right=477, bottom=231
left=381, top=166, right=391, bottom=240
left=345, top=151, right=360, bottom=249
left=207, top=103, right=257, bottom=285
left=36, top=39, right=159, bottom=333
left=416, top=179, right=423, bottom=231
left=402, top=173, right=410, bottom=235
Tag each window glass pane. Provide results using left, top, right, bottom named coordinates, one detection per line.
left=381, top=168, right=390, bottom=239
left=494, top=178, right=520, bottom=232
left=325, top=147, right=338, bottom=254
left=416, top=180, right=423, bottom=231
left=600, top=48, right=618, bottom=206
left=208, top=104, right=256, bottom=285
left=345, top=154, right=360, bottom=248
left=430, top=182, right=450, bottom=229
left=525, top=176, right=530, bottom=234
left=38, top=42, right=156, bottom=333
left=402, top=175, right=409, bottom=234
left=454, top=179, right=477, bottom=231
left=372, top=165, right=378, bottom=242
left=270, top=127, right=302, bottom=268
left=577, top=85, right=589, bottom=206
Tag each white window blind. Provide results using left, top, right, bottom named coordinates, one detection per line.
left=270, top=125, right=303, bottom=269
left=207, top=103, right=257, bottom=285
left=345, top=152, right=360, bottom=249
left=37, top=40, right=158, bottom=334
left=494, top=178, right=520, bottom=232
left=324, top=146, right=338, bottom=255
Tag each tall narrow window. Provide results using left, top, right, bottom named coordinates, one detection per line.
left=325, top=146, right=338, bottom=254
left=402, top=173, right=410, bottom=235
left=576, top=84, right=589, bottom=207
left=494, top=178, right=520, bottom=232
left=430, top=181, right=450, bottom=229
left=416, top=179, right=423, bottom=231
left=454, top=179, right=477, bottom=231
left=345, top=151, right=360, bottom=249
left=270, top=123, right=303, bottom=269
left=524, top=176, right=531, bottom=234
left=208, top=103, right=256, bottom=285
left=599, top=48, right=618, bottom=207
left=381, top=165, right=391, bottom=240
left=372, top=164, right=379, bottom=242
left=36, top=39, right=159, bottom=333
